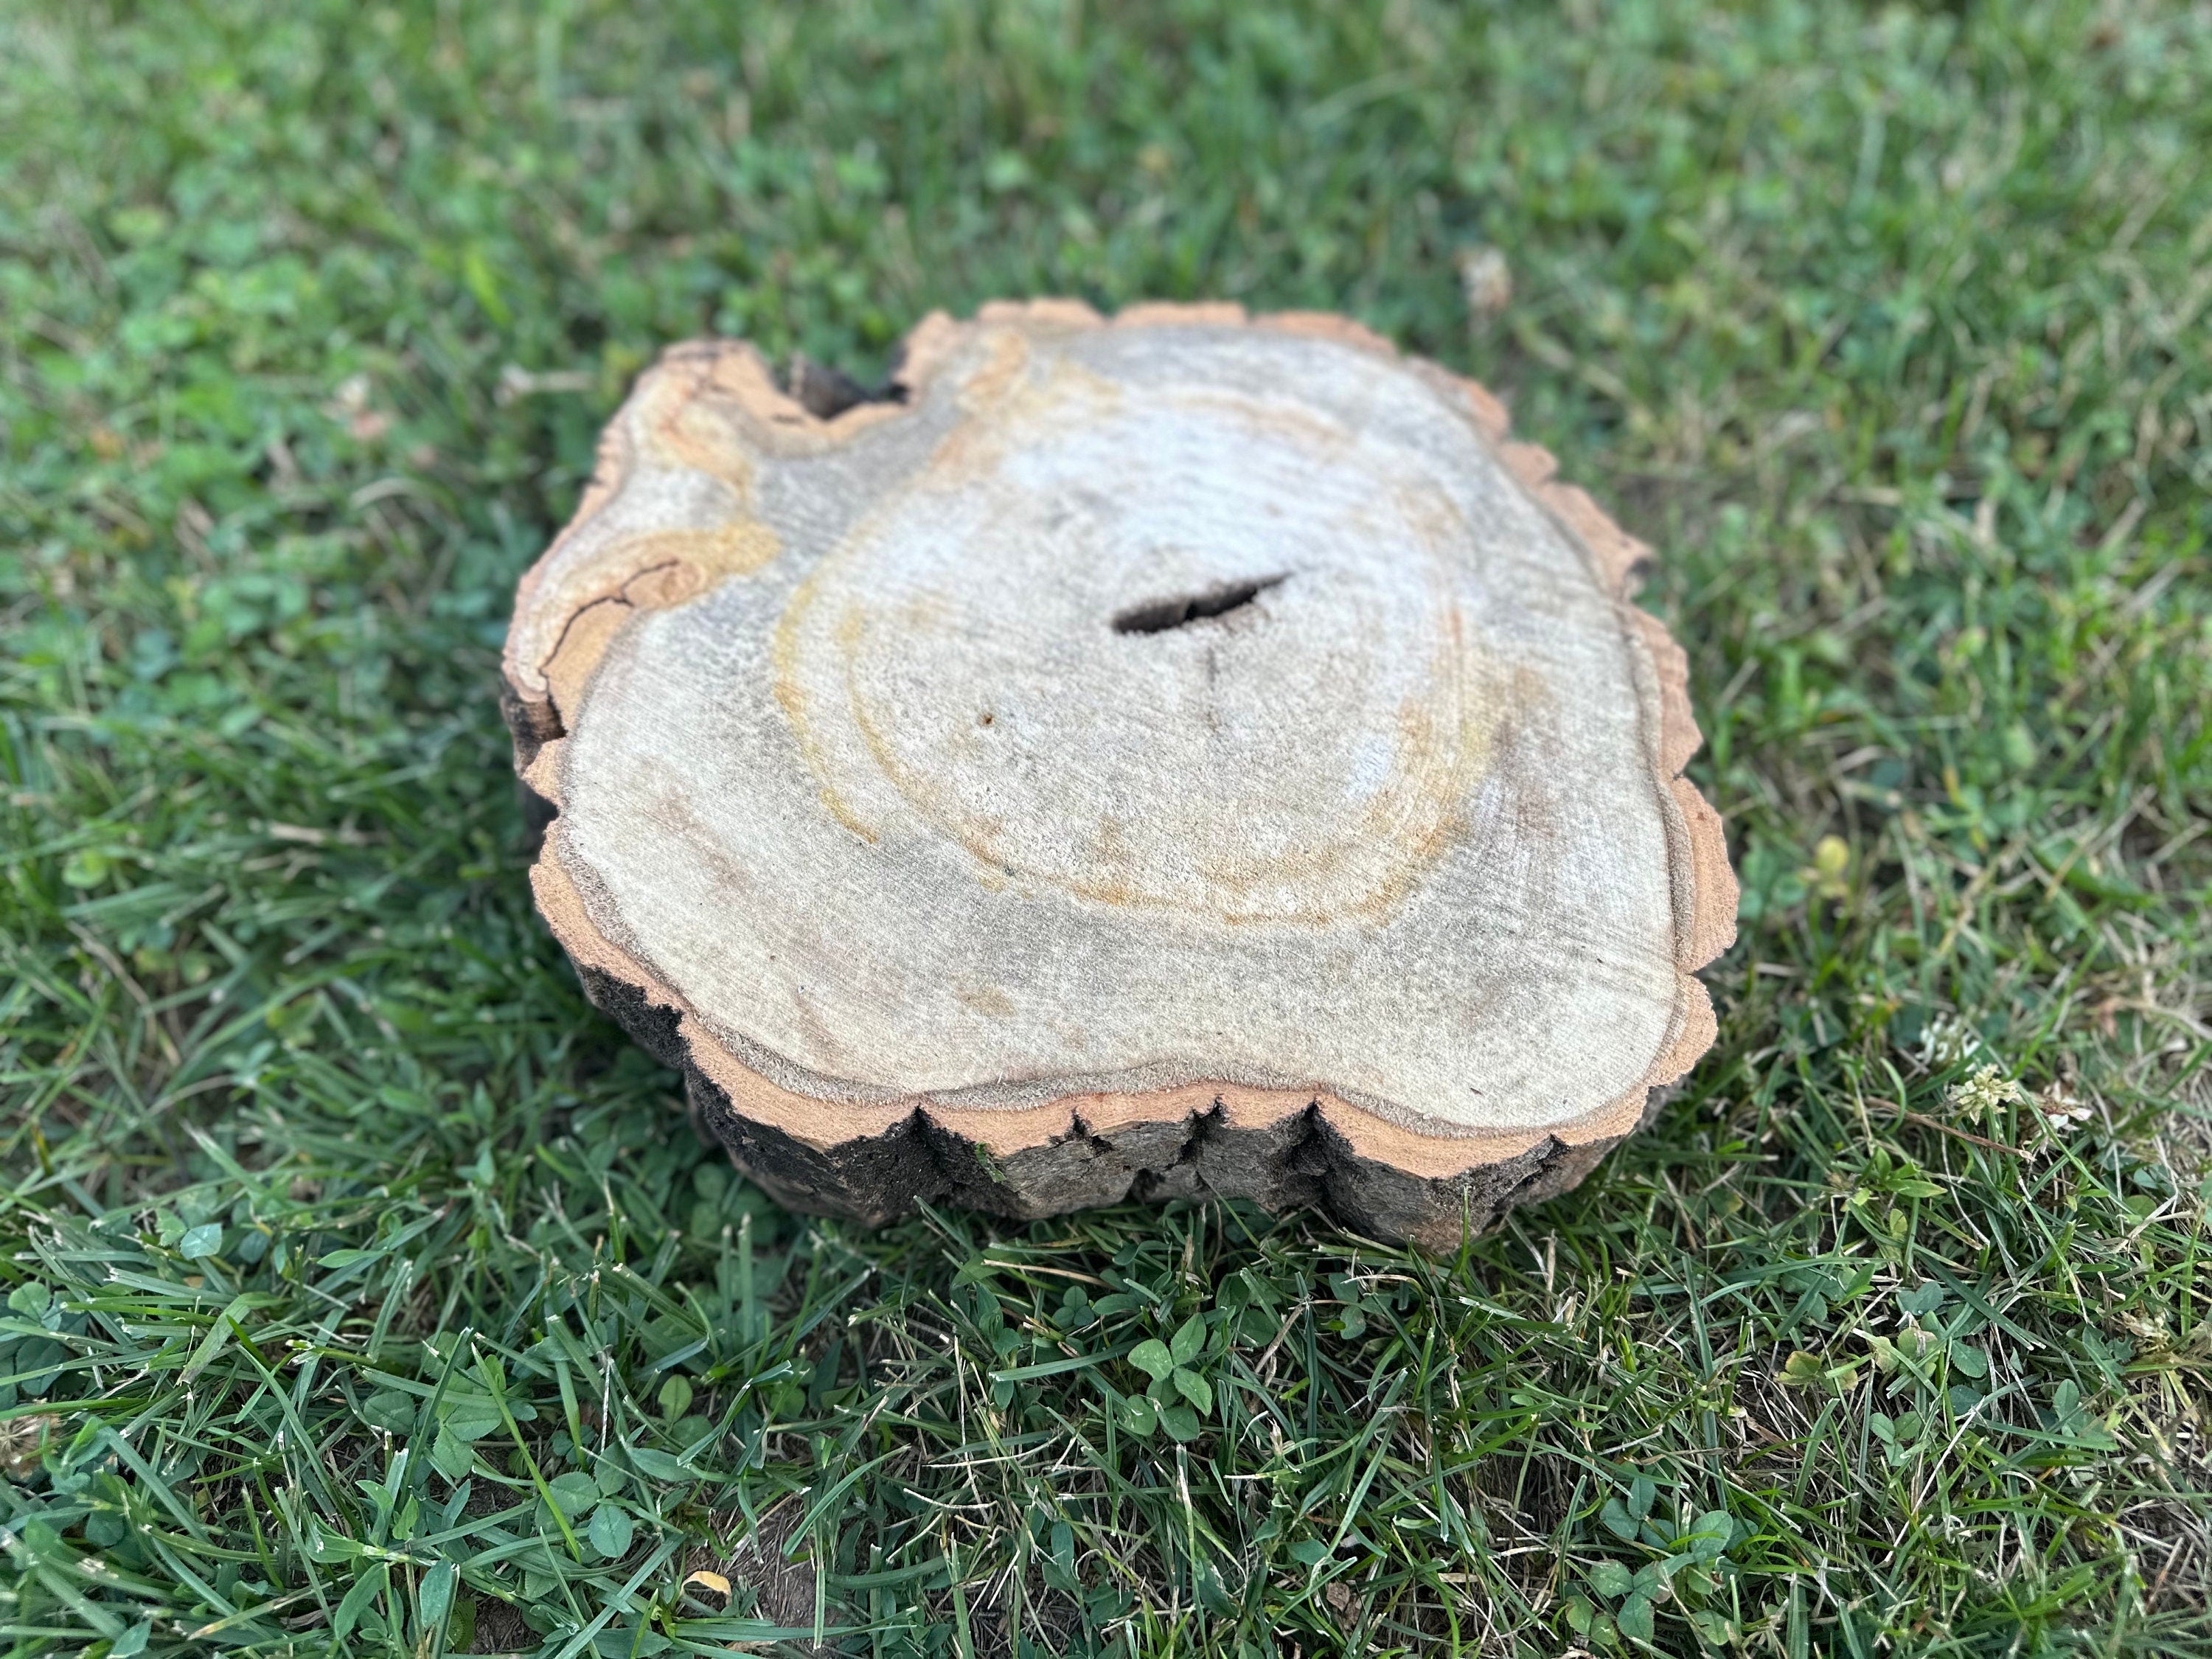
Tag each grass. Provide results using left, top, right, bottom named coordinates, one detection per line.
left=1, top=1, right=2209, bottom=1653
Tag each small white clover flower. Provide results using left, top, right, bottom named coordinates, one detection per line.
left=1916, top=1014, right=1983, bottom=1070
left=1947, top=1062, right=2025, bottom=1124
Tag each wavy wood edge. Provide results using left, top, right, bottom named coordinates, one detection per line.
left=501, top=299, right=1738, bottom=1246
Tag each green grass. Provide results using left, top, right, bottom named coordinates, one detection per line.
left=2, top=1, right=2209, bottom=1654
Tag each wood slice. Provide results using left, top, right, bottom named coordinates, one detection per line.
left=501, top=301, right=1737, bottom=1248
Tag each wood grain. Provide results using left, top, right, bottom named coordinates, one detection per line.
left=501, top=302, right=1737, bottom=1246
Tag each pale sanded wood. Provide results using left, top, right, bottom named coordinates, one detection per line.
left=501, top=301, right=1736, bottom=1246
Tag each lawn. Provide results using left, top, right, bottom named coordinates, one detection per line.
left=3, top=1, right=2210, bottom=1655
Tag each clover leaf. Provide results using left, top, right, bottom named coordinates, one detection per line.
left=588, top=1504, right=635, bottom=1559
left=1587, top=1559, right=1635, bottom=1599
left=1173, top=1368, right=1211, bottom=1413
left=1129, top=1339, right=1175, bottom=1381
left=1616, top=1590, right=1657, bottom=1641
left=1169, top=1314, right=1206, bottom=1367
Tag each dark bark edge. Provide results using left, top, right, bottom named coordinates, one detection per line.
left=572, top=958, right=1655, bottom=1248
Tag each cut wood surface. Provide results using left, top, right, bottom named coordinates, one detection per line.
left=501, top=301, right=1737, bottom=1247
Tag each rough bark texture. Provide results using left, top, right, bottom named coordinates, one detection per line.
left=501, top=300, right=1737, bottom=1249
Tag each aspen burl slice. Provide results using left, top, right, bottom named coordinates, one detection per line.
left=501, top=301, right=1737, bottom=1248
